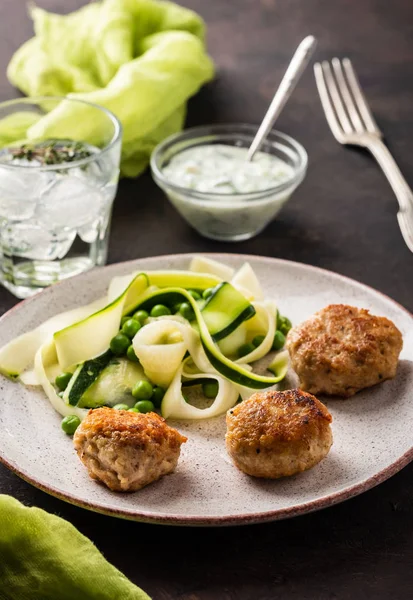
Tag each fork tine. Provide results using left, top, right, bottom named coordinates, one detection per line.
left=397, top=210, right=413, bottom=252
left=314, top=62, right=345, bottom=141
left=403, top=206, right=413, bottom=238
left=320, top=61, right=353, bottom=134
left=342, top=58, right=381, bottom=135
left=331, top=58, right=364, bottom=133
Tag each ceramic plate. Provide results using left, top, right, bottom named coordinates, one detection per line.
left=0, top=254, right=412, bottom=526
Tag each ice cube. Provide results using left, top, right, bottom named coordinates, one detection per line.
left=36, top=176, right=104, bottom=229
left=0, top=221, right=76, bottom=261
left=53, top=230, right=77, bottom=260
left=78, top=220, right=99, bottom=243
left=0, top=166, right=52, bottom=220
left=70, top=161, right=106, bottom=186
left=78, top=190, right=114, bottom=243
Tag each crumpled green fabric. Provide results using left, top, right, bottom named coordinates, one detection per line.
left=0, top=495, right=150, bottom=600
left=6, top=0, right=214, bottom=176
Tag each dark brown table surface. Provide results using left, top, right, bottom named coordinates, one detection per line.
left=1, top=0, right=413, bottom=598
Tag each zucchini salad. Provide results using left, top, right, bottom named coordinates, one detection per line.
left=0, top=257, right=291, bottom=431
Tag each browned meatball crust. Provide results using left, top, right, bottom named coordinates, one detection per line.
left=225, top=389, right=333, bottom=478
left=286, top=304, right=403, bottom=398
left=73, top=407, right=187, bottom=492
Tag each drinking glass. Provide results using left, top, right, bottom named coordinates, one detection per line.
left=0, top=97, right=122, bottom=298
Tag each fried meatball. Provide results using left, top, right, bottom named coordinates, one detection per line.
left=73, top=407, right=187, bottom=492
left=286, top=304, right=403, bottom=398
left=225, top=389, right=332, bottom=478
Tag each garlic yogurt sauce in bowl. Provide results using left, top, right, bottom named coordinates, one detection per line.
left=151, top=124, right=307, bottom=241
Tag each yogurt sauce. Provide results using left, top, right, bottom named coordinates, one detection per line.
left=163, top=144, right=293, bottom=194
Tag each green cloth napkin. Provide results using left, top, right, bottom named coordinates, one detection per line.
left=0, top=495, right=150, bottom=600
left=6, top=0, right=214, bottom=176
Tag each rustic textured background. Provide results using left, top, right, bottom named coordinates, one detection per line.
left=0, top=1, right=413, bottom=598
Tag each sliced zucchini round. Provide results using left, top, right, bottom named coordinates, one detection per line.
left=63, top=350, right=113, bottom=406
left=201, top=282, right=255, bottom=341
left=78, top=358, right=147, bottom=408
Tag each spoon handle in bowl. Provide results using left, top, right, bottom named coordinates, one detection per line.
left=246, top=35, right=317, bottom=162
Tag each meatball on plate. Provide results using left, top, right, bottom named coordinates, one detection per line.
left=74, top=408, right=187, bottom=492
left=226, top=390, right=333, bottom=478
left=287, top=304, right=403, bottom=397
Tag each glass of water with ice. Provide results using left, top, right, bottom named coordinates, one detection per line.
left=0, top=97, right=122, bottom=298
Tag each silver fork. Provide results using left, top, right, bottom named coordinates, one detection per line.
left=314, top=58, right=413, bottom=253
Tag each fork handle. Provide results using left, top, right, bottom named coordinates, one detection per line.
left=366, top=138, right=413, bottom=211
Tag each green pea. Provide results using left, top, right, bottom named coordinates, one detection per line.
left=179, top=302, right=195, bottom=321
left=121, top=316, right=130, bottom=327
left=252, top=335, right=265, bottom=348
left=202, top=287, right=215, bottom=300
left=150, top=304, right=171, bottom=318
left=187, top=289, right=201, bottom=300
left=126, top=344, right=139, bottom=362
left=132, top=380, right=153, bottom=400
left=202, top=381, right=219, bottom=398
left=272, top=330, right=286, bottom=350
left=279, top=316, right=292, bottom=336
left=122, top=318, right=141, bottom=339
left=128, top=407, right=140, bottom=413
left=113, top=403, right=130, bottom=411
left=237, top=343, right=255, bottom=358
left=110, top=333, right=131, bottom=355
left=173, top=303, right=182, bottom=314
left=134, top=400, right=155, bottom=414
left=152, top=386, right=165, bottom=408
left=276, top=309, right=282, bottom=329
left=61, top=415, right=80, bottom=435
left=55, top=372, right=72, bottom=391
left=133, top=310, right=149, bottom=324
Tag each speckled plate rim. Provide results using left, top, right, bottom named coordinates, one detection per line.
left=0, top=253, right=412, bottom=527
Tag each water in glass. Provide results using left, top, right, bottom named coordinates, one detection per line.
left=0, top=140, right=119, bottom=297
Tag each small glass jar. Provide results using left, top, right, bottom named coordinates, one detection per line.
left=151, top=124, right=307, bottom=242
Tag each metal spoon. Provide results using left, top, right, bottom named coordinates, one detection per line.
left=246, top=35, right=317, bottom=162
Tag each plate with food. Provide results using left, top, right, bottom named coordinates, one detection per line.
left=0, top=253, right=411, bottom=525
